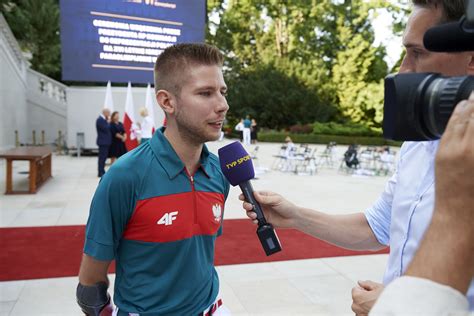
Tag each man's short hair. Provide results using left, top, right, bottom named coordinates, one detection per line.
left=412, top=0, right=466, bottom=23
left=153, top=43, right=224, bottom=95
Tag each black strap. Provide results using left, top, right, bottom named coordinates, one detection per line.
left=76, top=282, right=110, bottom=316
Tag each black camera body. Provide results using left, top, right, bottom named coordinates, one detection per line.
left=383, top=0, right=474, bottom=141
left=383, top=74, right=474, bottom=141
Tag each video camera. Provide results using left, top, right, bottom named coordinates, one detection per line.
left=383, top=0, right=474, bottom=141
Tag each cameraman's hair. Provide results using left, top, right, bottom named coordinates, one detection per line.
left=153, top=43, right=224, bottom=95
left=412, top=0, right=466, bottom=23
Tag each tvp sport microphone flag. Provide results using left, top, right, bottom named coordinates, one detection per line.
left=218, top=141, right=282, bottom=256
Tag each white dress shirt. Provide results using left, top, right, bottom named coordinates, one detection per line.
left=365, top=141, right=474, bottom=309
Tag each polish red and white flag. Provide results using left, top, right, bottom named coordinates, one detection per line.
left=123, top=82, right=139, bottom=151
left=103, top=81, right=114, bottom=112
left=145, top=83, right=156, bottom=134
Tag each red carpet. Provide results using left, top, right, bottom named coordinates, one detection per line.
left=0, top=219, right=388, bottom=281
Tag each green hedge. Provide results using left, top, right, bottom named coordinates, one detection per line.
left=258, top=132, right=402, bottom=147
left=312, top=122, right=382, bottom=137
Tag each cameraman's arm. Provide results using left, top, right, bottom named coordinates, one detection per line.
left=371, top=94, right=474, bottom=314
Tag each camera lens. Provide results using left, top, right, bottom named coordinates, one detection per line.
left=383, top=73, right=474, bottom=141
left=423, top=76, right=474, bottom=138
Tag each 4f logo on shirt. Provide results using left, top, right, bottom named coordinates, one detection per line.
left=212, top=204, right=222, bottom=223
left=157, top=211, right=179, bottom=226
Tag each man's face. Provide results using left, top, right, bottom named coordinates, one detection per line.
left=400, top=6, right=473, bottom=75
left=172, top=64, right=229, bottom=144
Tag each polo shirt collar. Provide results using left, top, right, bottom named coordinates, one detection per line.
left=150, top=127, right=212, bottom=179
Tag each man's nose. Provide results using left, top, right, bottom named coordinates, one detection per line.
left=217, top=97, right=229, bottom=113
left=398, top=56, right=414, bottom=74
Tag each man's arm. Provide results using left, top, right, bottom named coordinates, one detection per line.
left=77, top=254, right=114, bottom=316
left=241, top=191, right=384, bottom=251
left=78, top=254, right=111, bottom=286
left=97, top=118, right=109, bottom=134
left=297, top=207, right=384, bottom=251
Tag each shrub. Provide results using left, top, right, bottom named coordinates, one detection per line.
left=289, top=124, right=314, bottom=134
left=257, top=131, right=401, bottom=146
left=312, top=122, right=382, bottom=137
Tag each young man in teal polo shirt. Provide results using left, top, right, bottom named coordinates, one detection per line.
left=76, top=43, right=231, bottom=316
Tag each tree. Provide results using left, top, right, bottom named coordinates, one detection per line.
left=209, top=0, right=339, bottom=127
left=1, top=0, right=61, bottom=80
left=208, top=0, right=400, bottom=129
left=330, top=0, right=392, bottom=128
left=331, top=27, right=386, bottom=127
left=226, top=64, right=336, bottom=130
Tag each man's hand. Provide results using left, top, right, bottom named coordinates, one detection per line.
left=351, top=280, right=384, bottom=315
left=434, top=92, right=474, bottom=228
left=98, top=302, right=114, bottom=316
left=239, top=191, right=298, bottom=229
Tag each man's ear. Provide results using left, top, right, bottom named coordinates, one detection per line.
left=156, top=90, right=175, bottom=115
left=467, top=53, right=474, bottom=75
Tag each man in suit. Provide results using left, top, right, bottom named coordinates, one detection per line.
left=96, top=108, right=111, bottom=177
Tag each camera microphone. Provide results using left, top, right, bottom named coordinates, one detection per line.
left=218, top=141, right=282, bottom=256
left=423, top=17, right=474, bottom=52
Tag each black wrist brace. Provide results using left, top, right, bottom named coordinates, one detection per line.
left=76, top=281, right=110, bottom=316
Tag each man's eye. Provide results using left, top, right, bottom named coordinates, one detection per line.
left=413, top=50, right=424, bottom=58
left=199, top=91, right=211, bottom=96
left=221, top=91, right=228, bottom=97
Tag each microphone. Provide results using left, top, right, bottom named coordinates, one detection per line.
left=218, top=141, right=282, bottom=256
left=423, top=17, right=474, bottom=52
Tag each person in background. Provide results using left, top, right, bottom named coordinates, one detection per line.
left=242, top=115, right=252, bottom=146
left=284, top=136, right=296, bottom=157
left=235, top=118, right=244, bottom=142
left=96, top=108, right=111, bottom=177
left=108, top=111, right=127, bottom=165
left=138, top=107, right=154, bottom=144
left=343, top=144, right=359, bottom=169
left=251, top=118, right=258, bottom=144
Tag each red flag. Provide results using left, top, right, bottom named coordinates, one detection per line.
left=123, top=82, right=139, bottom=151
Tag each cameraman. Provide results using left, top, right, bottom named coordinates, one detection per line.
left=241, top=0, right=474, bottom=313
left=371, top=93, right=474, bottom=314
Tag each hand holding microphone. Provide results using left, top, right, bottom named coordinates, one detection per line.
left=218, top=141, right=282, bottom=256
left=239, top=191, right=297, bottom=229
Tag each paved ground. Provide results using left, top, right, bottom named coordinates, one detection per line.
left=0, top=140, right=396, bottom=315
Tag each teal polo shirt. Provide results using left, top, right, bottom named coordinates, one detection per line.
left=84, top=127, right=230, bottom=315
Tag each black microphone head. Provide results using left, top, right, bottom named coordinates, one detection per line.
left=424, top=18, right=474, bottom=52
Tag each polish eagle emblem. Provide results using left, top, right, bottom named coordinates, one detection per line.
left=212, top=204, right=222, bottom=222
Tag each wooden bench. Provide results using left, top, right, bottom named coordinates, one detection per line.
left=0, top=146, right=53, bottom=194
